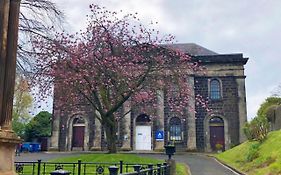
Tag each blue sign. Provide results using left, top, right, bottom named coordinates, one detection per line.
left=155, top=131, right=164, bottom=141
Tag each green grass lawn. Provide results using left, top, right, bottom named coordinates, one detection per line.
left=18, top=153, right=189, bottom=175
left=52, top=154, right=189, bottom=175
left=216, top=130, right=281, bottom=175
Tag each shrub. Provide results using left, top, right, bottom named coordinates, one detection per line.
left=243, top=122, right=255, bottom=140
left=246, top=143, right=260, bottom=162
left=243, top=115, right=269, bottom=142
left=215, top=143, right=223, bottom=151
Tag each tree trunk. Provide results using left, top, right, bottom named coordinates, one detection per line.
left=104, top=117, right=117, bottom=153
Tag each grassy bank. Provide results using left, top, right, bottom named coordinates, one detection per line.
left=216, top=130, right=281, bottom=175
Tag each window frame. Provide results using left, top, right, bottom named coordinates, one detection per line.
left=169, top=117, right=182, bottom=141
left=209, top=78, right=222, bottom=100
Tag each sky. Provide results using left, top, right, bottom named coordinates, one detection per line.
left=42, top=0, right=281, bottom=120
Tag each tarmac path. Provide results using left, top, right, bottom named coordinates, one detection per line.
left=138, top=153, right=239, bottom=175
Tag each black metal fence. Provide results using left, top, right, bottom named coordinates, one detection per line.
left=14, top=160, right=170, bottom=175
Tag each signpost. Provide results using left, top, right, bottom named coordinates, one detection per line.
left=155, top=131, right=164, bottom=141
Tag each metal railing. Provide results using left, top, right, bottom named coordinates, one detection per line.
left=14, top=160, right=170, bottom=175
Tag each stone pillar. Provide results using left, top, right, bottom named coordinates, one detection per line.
left=0, top=0, right=10, bottom=119
left=0, top=0, right=22, bottom=174
left=154, top=90, right=165, bottom=151
left=187, top=76, right=196, bottom=151
left=0, top=0, right=21, bottom=128
left=49, top=109, right=60, bottom=151
left=236, top=77, right=247, bottom=142
left=92, top=112, right=101, bottom=151
left=121, top=100, right=131, bottom=151
left=0, top=131, right=21, bottom=175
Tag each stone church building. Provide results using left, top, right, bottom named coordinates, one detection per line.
left=50, top=43, right=248, bottom=152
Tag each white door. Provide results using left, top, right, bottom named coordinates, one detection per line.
left=135, top=126, right=151, bottom=150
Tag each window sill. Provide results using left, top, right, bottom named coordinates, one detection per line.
left=209, top=99, right=223, bottom=102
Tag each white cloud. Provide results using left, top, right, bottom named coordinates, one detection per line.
left=246, top=85, right=276, bottom=120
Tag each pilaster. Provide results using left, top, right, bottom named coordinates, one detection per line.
left=92, top=112, right=101, bottom=151
left=49, top=110, right=60, bottom=151
left=236, top=77, right=247, bottom=142
left=154, top=90, right=165, bottom=151
left=187, top=76, right=196, bottom=150
left=121, top=100, right=131, bottom=151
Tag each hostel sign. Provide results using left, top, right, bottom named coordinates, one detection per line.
left=155, top=131, right=164, bottom=141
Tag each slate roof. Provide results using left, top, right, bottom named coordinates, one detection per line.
left=162, top=43, right=218, bottom=56
left=162, top=43, right=248, bottom=65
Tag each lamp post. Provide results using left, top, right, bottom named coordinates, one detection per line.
left=164, top=144, right=176, bottom=175
left=164, top=144, right=176, bottom=159
left=0, top=0, right=22, bottom=174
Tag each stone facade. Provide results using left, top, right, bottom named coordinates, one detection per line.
left=50, top=43, right=248, bottom=152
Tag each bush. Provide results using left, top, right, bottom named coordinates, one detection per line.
left=246, top=143, right=260, bottom=162
left=25, top=111, right=52, bottom=141
left=215, top=143, right=223, bottom=151
left=243, top=115, right=269, bottom=142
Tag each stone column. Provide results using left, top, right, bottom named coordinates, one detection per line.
left=92, top=112, right=101, bottom=151
left=49, top=109, right=60, bottom=151
left=0, top=1, right=22, bottom=174
left=187, top=76, right=196, bottom=151
left=154, top=90, right=165, bottom=151
left=0, top=131, right=21, bottom=175
left=0, top=0, right=10, bottom=120
left=121, top=100, right=131, bottom=151
left=236, top=77, right=247, bottom=142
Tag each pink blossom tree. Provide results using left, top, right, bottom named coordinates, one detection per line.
left=32, top=4, right=206, bottom=153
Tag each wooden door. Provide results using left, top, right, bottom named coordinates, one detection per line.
left=72, top=126, right=85, bottom=147
left=210, top=126, right=224, bottom=151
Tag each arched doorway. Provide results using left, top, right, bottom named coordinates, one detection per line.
left=72, top=117, right=85, bottom=149
left=209, top=117, right=225, bottom=151
left=135, top=114, right=151, bottom=150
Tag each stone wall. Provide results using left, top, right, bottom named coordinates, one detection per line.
left=274, top=106, right=281, bottom=130
left=268, top=105, right=281, bottom=131
left=194, top=76, right=241, bottom=150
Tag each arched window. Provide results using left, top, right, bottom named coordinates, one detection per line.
left=169, top=117, right=182, bottom=141
left=210, top=79, right=221, bottom=100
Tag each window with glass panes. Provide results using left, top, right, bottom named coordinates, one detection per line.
left=169, top=117, right=182, bottom=141
left=210, top=79, right=221, bottom=99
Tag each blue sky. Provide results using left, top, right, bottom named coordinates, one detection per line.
left=41, top=0, right=281, bottom=120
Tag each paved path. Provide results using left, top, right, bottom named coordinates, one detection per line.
left=138, top=153, right=239, bottom=175
left=15, top=152, right=239, bottom=175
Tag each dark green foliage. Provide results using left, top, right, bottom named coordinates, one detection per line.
left=246, top=143, right=260, bottom=162
left=257, top=97, right=281, bottom=117
left=243, top=115, right=269, bottom=142
left=243, top=96, right=280, bottom=142
left=12, top=121, right=26, bottom=138
left=25, top=111, right=52, bottom=141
